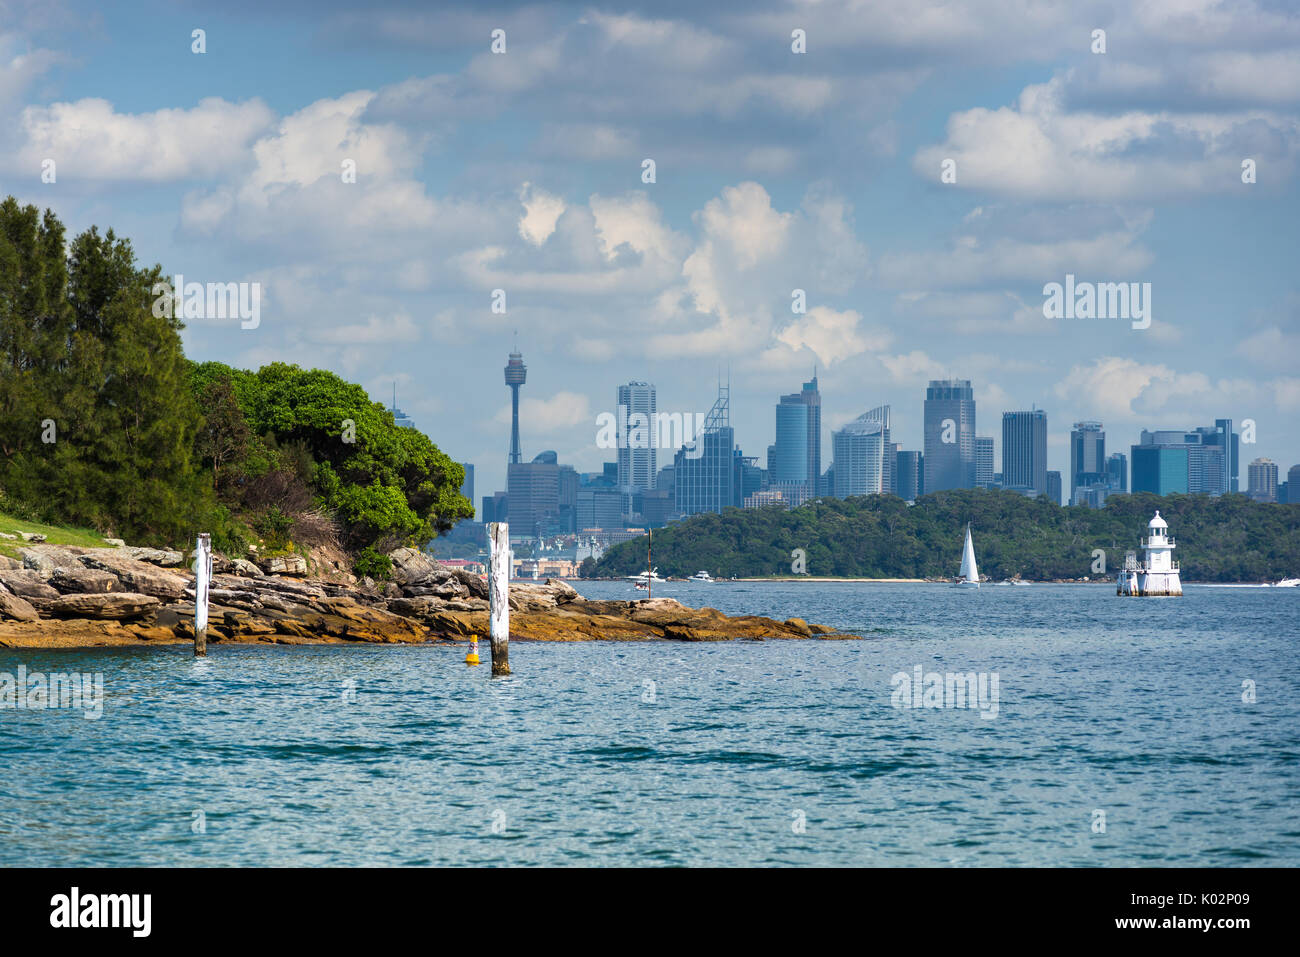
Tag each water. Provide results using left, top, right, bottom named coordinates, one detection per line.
left=1, top=583, right=1296, bottom=866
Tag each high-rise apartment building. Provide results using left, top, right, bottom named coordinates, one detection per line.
left=1247, top=457, right=1279, bottom=502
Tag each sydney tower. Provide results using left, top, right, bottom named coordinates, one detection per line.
left=504, top=349, right=526, bottom=465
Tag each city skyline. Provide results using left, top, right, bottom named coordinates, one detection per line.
left=475, top=346, right=1290, bottom=528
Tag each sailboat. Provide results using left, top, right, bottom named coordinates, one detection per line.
left=955, top=525, right=980, bottom=588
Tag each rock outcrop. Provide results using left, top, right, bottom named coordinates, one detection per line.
left=0, top=543, right=857, bottom=647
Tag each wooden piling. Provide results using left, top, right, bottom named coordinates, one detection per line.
left=488, top=522, right=511, bottom=676
left=194, top=532, right=211, bottom=657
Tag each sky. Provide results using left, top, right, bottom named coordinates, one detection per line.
left=2, top=0, right=1297, bottom=506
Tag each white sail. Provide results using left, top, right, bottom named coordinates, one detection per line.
left=959, top=526, right=978, bottom=583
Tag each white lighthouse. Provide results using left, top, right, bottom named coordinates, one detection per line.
left=1117, top=511, right=1183, bottom=596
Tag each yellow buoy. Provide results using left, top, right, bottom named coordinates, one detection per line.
left=465, top=633, right=481, bottom=665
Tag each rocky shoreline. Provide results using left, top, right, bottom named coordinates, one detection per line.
left=0, top=544, right=857, bottom=648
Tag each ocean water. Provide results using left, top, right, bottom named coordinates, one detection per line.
left=1, top=582, right=1296, bottom=867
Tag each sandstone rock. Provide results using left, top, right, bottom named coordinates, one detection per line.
left=19, top=531, right=47, bottom=542
left=231, top=558, right=264, bottom=577
left=403, top=578, right=469, bottom=600
left=511, top=608, right=664, bottom=642
left=251, top=576, right=324, bottom=600
left=784, top=617, right=814, bottom=637
left=129, top=624, right=181, bottom=642
left=509, top=580, right=581, bottom=612
left=0, top=531, right=17, bottom=539
left=0, top=569, right=61, bottom=601
left=0, top=555, right=21, bottom=570
left=80, top=552, right=190, bottom=600
left=306, top=596, right=429, bottom=643
left=50, top=567, right=119, bottom=594
left=441, top=599, right=489, bottom=612
left=104, top=538, right=126, bottom=547
left=0, top=618, right=157, bottom=647
left=221, top=610, right=278, bottom=637
left=0, top=587, right=39, bottom=621
left=450, top=569, right=488, bottom=599
left=19, top=545, right=85, bottom=578
left=386, top=547, right=442, bottom=586
left=121, top=546, right=184, bottom=566
left=50, top=592, right=161, bottom=621
left=259, top=554, right=308, bottom=576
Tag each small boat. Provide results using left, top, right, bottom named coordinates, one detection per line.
left=955, top=525, right=980, bottom=588
left=1276, top=578, right=1300, bottom=588
left=688, top=570, right=714, bottom=582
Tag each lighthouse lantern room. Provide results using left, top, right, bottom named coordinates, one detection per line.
left=1117, top=511, right=1183, bottom=597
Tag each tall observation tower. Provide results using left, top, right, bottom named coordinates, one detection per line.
left=504, top=348, right=527, bottom=464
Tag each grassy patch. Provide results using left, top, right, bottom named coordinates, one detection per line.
left=0, top=511, right=113, bottom=559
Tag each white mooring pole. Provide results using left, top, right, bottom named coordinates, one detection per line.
left=488, top=522, right=511, bottom=676
left=194, top=532, right=212, bottom=657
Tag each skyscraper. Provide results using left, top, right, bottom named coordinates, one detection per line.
left=832, top=406, right=890, bottom=497
left=1046, top=470, right=1062, bottom=506
left=1215, top=418, right=1239, bottom=493
left=1131, top=427, right=1230, bottom=496
left=617, top=381, right=658, bottom=514
left=974, top=436, right=995, bottom=488
left=772, top=375, right=821, bottom=500
left=1070, top=421, right=1106, bottom=504
left=504, top=349, right=527, bottom=465
left=675, top=384, right=736, bottom=516
left=1132, top=441, right=1189, bottom=495
left=1247, top=458, right=1278, bottom=502
left=924, top=379, right=976, bottom=492
left=1002, top=410, right=1048, bottom=497
left=507, top=451, right=561, bottom=539
left=1107, top=453, right=1128, bottom=493
left=896, top=451, right=924, bottom=500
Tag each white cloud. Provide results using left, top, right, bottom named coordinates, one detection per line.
left=518, top=182, right=566, bottom=246
left=9, top=96, right=275, bottom=181
left=494, top=391, right=592, bottom=432
left=310, top=312, right=420, bottom=346
left=771, top=306, right=885, bottom=367
left=1237, top=326, right=1300, bottom=370
left=914, top=75, right=1300, bottom=200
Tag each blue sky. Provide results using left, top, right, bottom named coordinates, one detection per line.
left=2, top=0, right=1297, bottom=504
